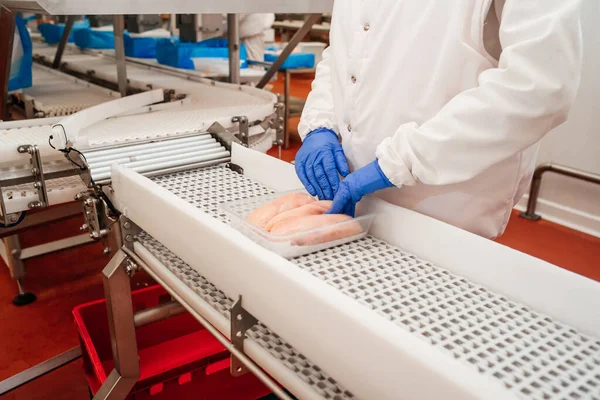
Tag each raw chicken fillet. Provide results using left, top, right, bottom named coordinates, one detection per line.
left=270, top=214, right=363, bottom=246
left=246, top=192, right=315, bottom=229
left=265, top=201, right=332, bottom=231
left=246, top=194, right=362, bottom=246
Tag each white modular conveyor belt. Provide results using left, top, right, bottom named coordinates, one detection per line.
left=13, top=63, right=120, bottom=117
left=33, top=45, right=278, bottom=150
left=110, top=144, right=600, bottom=400
left=1, top=52, right=279, bottom=213
left=33, top=45, right=277, bottom=113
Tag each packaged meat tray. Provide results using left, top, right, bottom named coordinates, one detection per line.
left=220, top=191, right=375, bottom=258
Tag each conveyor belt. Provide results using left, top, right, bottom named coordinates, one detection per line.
left=141, top=165, right=600, bottom=400
left=84, top=133, right=230, bottom=182
left=137, top=234, right=355, bottom=400
left=18, top=64, right=119, bottom=117
left=24, top=45, right=278, bottom=153
left=33, top=45, right=276, bottom=109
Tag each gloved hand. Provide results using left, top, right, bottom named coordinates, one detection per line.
left=295, top=128, right=350, bottom=200
left=327, top=159, right=394, bottom=217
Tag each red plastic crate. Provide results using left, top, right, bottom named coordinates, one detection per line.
left=73, top=285, right=271, bottom=399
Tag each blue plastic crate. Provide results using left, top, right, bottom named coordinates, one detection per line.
left=156, top=38, right=248, bottom=70
left=124, top=35, right=166, bottom=59
left=38, top=19, right=90, bottom=45
left=74, top=27, right=115, bottom=50
left=264, top=50, right=315, bottom=70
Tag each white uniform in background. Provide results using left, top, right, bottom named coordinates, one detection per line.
left=299, top=0, right=583, bottom=238
left=226, top=13, right=275, bottom=62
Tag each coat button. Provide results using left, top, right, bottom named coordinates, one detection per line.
left=347, top=124, right=352, bottom=132
left=363, top=23, right=370, bottom=31
left=351, top=75, right=357, bottom=83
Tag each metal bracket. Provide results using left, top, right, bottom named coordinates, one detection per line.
left=230, top=296, right=258, bottom=377
left=17, top=145, right=48, bottom=209
left=76, top=191, right=119, bottom=253
left=208, top=121, right=235, bottom=151
left=232, top=116, right=249, bottom=147
left=272, top=102, right=285, bottom=159
left=225, top=163, right=244, bottom=175
left=120, top=216, right=141, bottom=251
left=77, top=193, right=107, bottom=241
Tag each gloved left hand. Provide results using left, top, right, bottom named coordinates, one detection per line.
left=327, top=159, right=394, bottom=217
left=295, top=128, right=350, bottom=200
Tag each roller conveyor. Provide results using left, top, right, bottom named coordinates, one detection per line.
left=1, top=55, right=282, bottom=214
left=101, top=144, right=600, bottom=400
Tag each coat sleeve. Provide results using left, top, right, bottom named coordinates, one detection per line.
left=298, top=46, right=339, bottom=140
left=376, top=0, right=583, bottom=187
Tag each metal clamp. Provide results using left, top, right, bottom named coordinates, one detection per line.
left=232, top=116, right=250, bottom=147
left=76, top=192, right=117, bottom=246
left=17, top=145, right=48, bottom=209
left=120, top=216, right=141, bottom=251
left=230, top=296, right=258, bottom=377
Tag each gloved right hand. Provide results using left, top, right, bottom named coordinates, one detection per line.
left=295, top=128, right=350, bottom=200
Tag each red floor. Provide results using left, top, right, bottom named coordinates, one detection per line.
left=2, top=73, right=600, bottom=399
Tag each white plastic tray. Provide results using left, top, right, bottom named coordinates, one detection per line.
left=220, top=191, right=374, bottom=258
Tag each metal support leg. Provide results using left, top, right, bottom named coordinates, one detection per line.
left=93, top=250, right=140, bottom=400
left=256, top=14, right=321, bottom=89
left=52, top=15, right=76, bottom=69
left=520, top=163, right=600, bottom=221
left=113, top=16, right=128, bottom=97
left=227, top=14, right=240, bottom=85
left=2, top=235, right=36, bottom=306
left=283, top=69, right=291, bottom=150
left=0, top=5, right=16, bottom=121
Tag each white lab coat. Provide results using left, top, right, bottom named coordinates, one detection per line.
left=299, top=0, right=583, bottom=238
left=223, top=13, right=275, bottom=61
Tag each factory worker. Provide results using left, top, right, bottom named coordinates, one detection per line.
left=224, top=13, right=275, bottom=62
left=295, top=0, right=583, bottom=238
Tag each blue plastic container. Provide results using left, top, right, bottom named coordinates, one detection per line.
left=124, top=35, right=167, bottom=59
left=264, top=48, right=315, bottom=70
left=38, top=19, right=90, bottom=45
left=74, top=27, right=115, bottom=49
left=156, top=38, right=248, bottom=70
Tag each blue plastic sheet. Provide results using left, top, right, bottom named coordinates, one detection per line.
left=8, top=14, right=32, bottom=92
left=74, top=27, right=115, bottom=49
left=38, top=19, right=90, bottom=45
left=156, top=38, right=248, bottom=70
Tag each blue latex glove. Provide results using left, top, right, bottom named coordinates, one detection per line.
left=295, top=128, right=350, bottom=200
left=327, top=159, right=394, bottom=217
